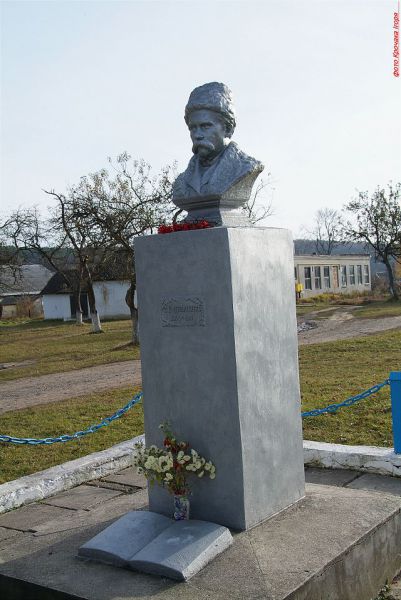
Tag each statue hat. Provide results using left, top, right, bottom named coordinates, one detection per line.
left=184, top=82, right=236, bottom=130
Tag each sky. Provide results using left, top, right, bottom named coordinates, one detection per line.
left=1, top=0, right=400, bottom=236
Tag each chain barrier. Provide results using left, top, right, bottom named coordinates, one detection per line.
left=0, top=391, right=143, bottom=445
left=301, top=380, right=390, bottom=418
left=0, top=379, right=392, bottom=444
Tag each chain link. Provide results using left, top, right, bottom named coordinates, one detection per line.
left=301, top=380, right=390, bottom=418
left=0, top=391, right=143, bottom=445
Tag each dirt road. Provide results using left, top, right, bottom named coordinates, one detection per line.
left=297, top=308, right=401, bottom=345
left=1, top=309, right=400, bottom=415
left=0, top=360, right=141, bottom=415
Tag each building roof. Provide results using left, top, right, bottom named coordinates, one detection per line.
left=0, top=264, right=53, bottom=295
left=41, top=272, right=82, bottom=295
left=294, top=254, right=370, bottom=260
left=41, top=268, right=131, bottom=295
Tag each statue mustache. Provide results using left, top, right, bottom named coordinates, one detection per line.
left=192, top=141, right=215, bottom=154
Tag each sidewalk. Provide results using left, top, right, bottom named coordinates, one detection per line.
left=1, top=466, right=401, bottom=599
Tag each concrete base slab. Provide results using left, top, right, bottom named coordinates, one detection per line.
left=0, top=434, right=145, bottom=514
left=305, top=467, right=360, bottom=487
left=2, top=437, right=401, bottom=516
left=99, top=467, right=147, bottom=488
left=1, top=483, right=401, bottom=599
left=347, top=472, right=401, bottom=496
left=78, top=511, right=233, bottom=581
left=43, top=484, right=123, bottom=510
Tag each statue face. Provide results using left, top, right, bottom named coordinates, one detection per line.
left=187, top=109, right=228, bottom=160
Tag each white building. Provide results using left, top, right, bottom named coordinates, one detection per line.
left=41, top=272, right=131, bottom=320
left=0, top=264, right=53, bottom=319
left=294, top=254, right=371, bottom=298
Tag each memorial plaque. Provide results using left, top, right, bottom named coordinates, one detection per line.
left=161, top=297, right=205, bottom=327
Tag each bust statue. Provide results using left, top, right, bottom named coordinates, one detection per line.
left=173, top=82, right=264, bottom=226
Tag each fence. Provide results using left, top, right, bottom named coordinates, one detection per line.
left=301, top=371, right=401, bottom=453
left=1, top=373, right=400, bottom=452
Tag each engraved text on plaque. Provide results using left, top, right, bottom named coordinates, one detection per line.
left=161, top=297, right=205, bottom=327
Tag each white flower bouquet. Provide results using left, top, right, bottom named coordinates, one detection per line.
left=133, top=422, right=216, bottom=497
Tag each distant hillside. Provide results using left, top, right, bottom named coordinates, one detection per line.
left=293, top=239, right=367, bottom=255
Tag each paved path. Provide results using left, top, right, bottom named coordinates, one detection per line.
left=0, top=466, right=400, bottom=598
left=0, top=360, right=141, bottom=415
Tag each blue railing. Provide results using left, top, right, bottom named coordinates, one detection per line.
left=389, top=372, right=401, bottom=453
left=1, top=373, right=400, bottom=452
left=301, top=380, right=390, bottom=418
left=301, top=371, right=401, bottom=454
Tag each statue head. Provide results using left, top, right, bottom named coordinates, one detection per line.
left=184, top=82, right=236, bottom=162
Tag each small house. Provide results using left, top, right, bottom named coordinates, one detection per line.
left=41, top=271, right=131, bottom=321
left=0, top=264, right=53, bottom=318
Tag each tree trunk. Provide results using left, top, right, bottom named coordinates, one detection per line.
left=130, top=305, right=139, bottom=345
left=74, top=289, right=83, bottom=325
left=125, top=281, right=139, bottom=345
left=83, top=263, right=103, bottom=333
left=90, top=310, right=102, bottom=333
left=383, top=257, right=399, bottom=300
left=74, top=270, right=84, bottom=325
left=76, top=308, right=83, bottom=325
left=87, top=279, right=103, bottom=333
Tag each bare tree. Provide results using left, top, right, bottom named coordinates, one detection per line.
left=303, top=208, right=343, bottom=255
left=44, top=190, right=110, bottom=333
left=1, top=207, right=86, bottom=325
left=0, top=216, right=22, bottom=291
left=242, top=177, right=274, bottom=224
left=342, top=182, right=401, bottom=299
left=69, top=153, right=176, bottom=344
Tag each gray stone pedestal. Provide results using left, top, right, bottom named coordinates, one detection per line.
left=135, top=226, right=305, bottom=531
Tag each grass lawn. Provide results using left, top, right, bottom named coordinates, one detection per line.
left=296, top=304, right=320, bottom=316
left=300, top=329, right=401, bottom=446
left=351, top=301, right=401, bottom=319
left=0, top=386, right=143, bottom=484
left=0, top=318, right=139, bottom=382
left=0, top=327, right=400, bottom=484
left=296, top=298, right=401, bottom=319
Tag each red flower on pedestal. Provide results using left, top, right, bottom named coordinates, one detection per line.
left=158, top=220, right=213, bottom=234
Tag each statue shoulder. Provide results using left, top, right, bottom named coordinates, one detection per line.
left=225, top=142, right=264, bottom=174
left=172, top=156, right=196, bottom=199
left=172, top=172, right=186, bottom=198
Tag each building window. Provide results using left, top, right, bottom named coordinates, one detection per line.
left=294, top=266, right=298, bottom=280
left=304, top=267, right=312, bottom=290
left=323, top=266, right=330, bottom=288
left=357, top=265, right=363, bottom=284
left=314, top=266, right=322, bottom=289
left=341, top=265, right=347, bottom=287
left=363, top=265, right=370, bottom=284
left=349, top=265, right=355, bottom=285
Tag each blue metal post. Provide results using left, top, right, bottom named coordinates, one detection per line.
left=390, top=372, right=401, bottom=454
